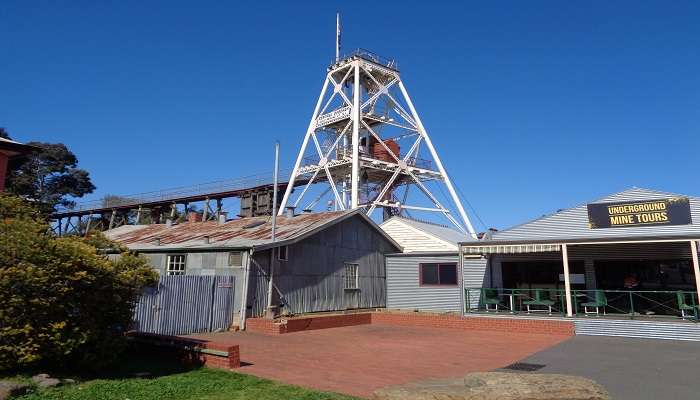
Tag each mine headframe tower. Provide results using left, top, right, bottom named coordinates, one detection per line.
left=278, top=49, right=476, bottom=237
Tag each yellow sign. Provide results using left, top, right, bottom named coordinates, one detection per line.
left=587, top=197, right=692, bottom=229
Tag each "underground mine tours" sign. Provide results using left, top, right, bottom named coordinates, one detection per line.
left=587, top=197, right=692, bottom=229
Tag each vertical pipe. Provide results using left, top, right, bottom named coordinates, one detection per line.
left=562, top=244, right=573, bottom=317
left=266, top=142, right=280, bottom=311
left=350, top=61, right=360, bottom=209
left=691, top=241, right=700, bottom=309
left=215, top=199, right=222, bottom=220
left=84, top=213, right=93, bottom=237
left=108, top=210, right=116, bottom=230
left=202, top=198, right=210, bottom=221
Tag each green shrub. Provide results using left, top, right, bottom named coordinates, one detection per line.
left=0, top=194, right=158, bottom=372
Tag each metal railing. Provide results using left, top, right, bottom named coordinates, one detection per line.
left=337, top=48, right=398, bottom=70
left=465, top=288, right=699, bottom=321
left=54, top=170, right=294, bottom=214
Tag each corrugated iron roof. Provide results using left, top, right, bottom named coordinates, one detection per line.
left=105, top=209, right=402, bottom=252
left=460, top=187, right=700, bottom=246
left=382, top=216, right=472, bottom=245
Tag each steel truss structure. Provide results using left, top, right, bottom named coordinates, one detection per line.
left=278, top=49, right=476, bottom=237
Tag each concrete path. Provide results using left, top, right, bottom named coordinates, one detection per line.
left=517, top=335, right=700, bottom=400
left=191, top=324, right=569, bottom=397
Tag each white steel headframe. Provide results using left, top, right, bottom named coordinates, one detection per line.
left=278, top=52, right=477, bottom=238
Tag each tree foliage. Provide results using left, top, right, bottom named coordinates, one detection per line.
left=0, top=194, right=158, bottom=372
left=2, top=129, right=96, bottom=213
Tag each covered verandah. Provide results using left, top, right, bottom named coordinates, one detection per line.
left=459, top=236, right=700, bottom=321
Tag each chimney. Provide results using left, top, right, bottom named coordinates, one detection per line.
left=153, top=237, right=161, bottom=246
left=165, top=218, right=173, bottom=228
left=203, top=235, right=210, bottom=244
left=285, top=206, right=295, bottom=218
left=188, top=212, right=202, bottom=223
left=218, top=212, right=228, bottom=224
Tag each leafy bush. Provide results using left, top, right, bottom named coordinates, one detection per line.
left=0, top=194, right=158, bottom=372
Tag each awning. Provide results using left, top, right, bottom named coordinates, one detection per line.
left=462, top=243, right=561, bottom=255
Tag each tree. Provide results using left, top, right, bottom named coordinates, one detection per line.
left=5, top=137, right=96, bottom=213
left=0, top=127, right=10, bottom=139
left=0, top=194, right=158, bottom=371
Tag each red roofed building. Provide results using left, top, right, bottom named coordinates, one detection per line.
left=0, top=137, right=33, bottom=191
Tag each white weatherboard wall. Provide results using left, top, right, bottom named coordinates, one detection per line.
left=380, top=219, right=458, bottom=252
left=386, top=254, right=488, bottom=312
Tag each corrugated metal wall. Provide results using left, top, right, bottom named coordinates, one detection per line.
left=132, top=275, right=235, bottom=335
left=494, top=188, right=700, bottom=241
left=246, top=215, right=397, bottom=317
left=386, top=254, right=488, bottom=312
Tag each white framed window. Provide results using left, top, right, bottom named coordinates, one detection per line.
left=166, top=254, right=186, bottom=275
left=277, top=245, right=288, bottom=261
left=228, top=251, right=243, bottom=267
left=344, top=263, right=359, bottom=290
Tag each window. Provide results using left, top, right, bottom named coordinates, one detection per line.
left=228, top=251, right=243, bottom=267
left=277, top=245, right=288, bottom=261
left=344, top=263, right=359, bottom=290
left=166, top=254, right=186, bottom=275
left=419, top=263, right=458, bottom=286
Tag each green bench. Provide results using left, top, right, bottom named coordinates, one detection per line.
left=677, top=291, right=698, bottom=320
left=523, top=289, right=555, bottom=314
left=481, top=289, right=502, bottom=312
left=580, top=290, right=607, bottom=316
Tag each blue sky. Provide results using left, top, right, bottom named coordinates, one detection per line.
left=2, top=1, right=699, bottom=230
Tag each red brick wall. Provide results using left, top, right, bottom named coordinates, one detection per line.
left=246, top=313, right=372, bottom=335
left=246, top=312, right=573, bottom=336
left=371, top=312, right=574, bottom=336
left=128, top=332, right=240, bottom=369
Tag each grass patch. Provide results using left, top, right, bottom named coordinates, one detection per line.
left=16, top=368, right=356, bottom=400
left=10, top=348, right=357, bottom=400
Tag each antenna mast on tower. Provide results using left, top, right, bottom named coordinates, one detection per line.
left=336, top=13, right=341, bottom=62
left=278, top=17, right=477, bottom=238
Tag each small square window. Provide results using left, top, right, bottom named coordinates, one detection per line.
left=166, top=254, right=186, bottom=276
left=344, top=263, right=359, bottom=290
left=228, top=251, right=243, bottom=267
left=420, top=263, right=458, bottom=286
left=277, top=245, right=288, bottom=261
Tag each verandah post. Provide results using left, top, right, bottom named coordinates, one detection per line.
left=691, top=240, right=700, bottom=315
left=562, top=244, right=573, bottom=317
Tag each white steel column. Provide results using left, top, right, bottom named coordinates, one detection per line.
left=397, top=81, right=476, bottom=238
left=691, top=241, right=700, bottom=305
left=350, top=61, right=360, bottom=209
left=562, top=244, right=573, bottom=317
left=278, top=76, right=331, bottom=215
left=458, top=245, right=465, bottom=316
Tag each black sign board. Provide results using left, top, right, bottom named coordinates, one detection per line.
left=587, top=197, right=692, bottom=229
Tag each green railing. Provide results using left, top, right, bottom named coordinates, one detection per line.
left=465, top=288, right=699, bottom=321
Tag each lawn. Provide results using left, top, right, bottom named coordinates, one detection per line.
left=10, top=347, right=357, bottom=400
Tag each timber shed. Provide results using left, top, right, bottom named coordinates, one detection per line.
left=105, top=209, right=401, bottom=327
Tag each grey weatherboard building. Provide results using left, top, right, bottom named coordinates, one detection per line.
left=105, top=209, right=401, bottom=329
left=380, top=216, right=487, bottom=313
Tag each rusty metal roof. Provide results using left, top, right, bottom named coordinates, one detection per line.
left=105, top=209, right=401, bottom=252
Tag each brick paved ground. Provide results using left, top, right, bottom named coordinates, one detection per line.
left=190, top=324, right=570, bottom=397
